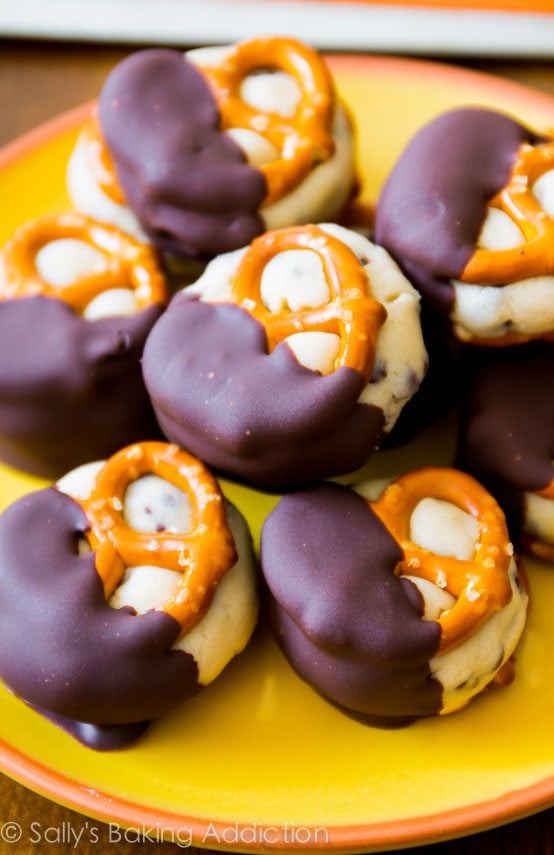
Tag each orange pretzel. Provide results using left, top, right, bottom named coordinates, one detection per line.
left=202, top=37, right=336, bottom=205
left=81, top=442, right=237, bottom=635
left=462, top=139, right=554, bottom=286
left=81, top=110, right=125, bottom=205
left=229, top=225, right=386, bottom=382
left=0, top=212, right=167, bottom=314
left=521, top=476, right=554, bottom=563
left=370, top=468, right=513, bottom=654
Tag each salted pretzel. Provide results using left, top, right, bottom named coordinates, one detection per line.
left=81, top=110, right=125, bottom=205
left=202, top=37, right=336, bottom=204
left=0, top=212, right=166, bottom=314
left=81, top=442, right=237, bottom=635
left=459, top=139, right=554, bottom=345
left=463, top=139, right=554, bottom=286
left=521, top=476, right=554, bottom=563
left=370, top=468, right=513, bottom=654
left=228, top=225, right=386, bottom=382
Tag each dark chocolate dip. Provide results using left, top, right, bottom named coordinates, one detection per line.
left=261, top=484, right=442, bottom=724
left=375, top=108, right=538, bottom=313
left=457, top=344, right=554, bottom=536
left=99, top=49, right=266, bottom=260
left=0, top=297, right=162, bottom=478
left=0, top=488, right=199, bottom=735
left=142, top=295, right=385, bottom=490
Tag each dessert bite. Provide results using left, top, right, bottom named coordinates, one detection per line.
left=0, top=212, right=168, bottom=477
left=457, top=345, right=554, bottom=563
left=375, top=107, right=554, bottom=346
left=67, top=37, right=356, bottom=261
left=261, top=470, right=528, bottom=725
left=143, top=223, right=427, bottom=490
left=0, top=442, right=257, bottom=749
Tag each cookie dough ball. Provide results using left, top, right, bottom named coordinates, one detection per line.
left=375, top=107, right=554, bottom=346
left=0, top=443, right=257, bottom=750
left=0, top=213, right=167, bottom=477
left=261, top=472, right=528, bottom=724
left=67, top=38, right=355, bottom=260
left=457, top=344, right=554, bottom=563
left=143, top=223, right=427, bottom=489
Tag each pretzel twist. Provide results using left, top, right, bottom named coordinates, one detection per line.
left=81, top=110, right=126, bottom=205
left=0, top=212, right=166, bottom=314
left=229, top=225, right=386, bottom=382
left=370, top=468, right=513, bottom=654
left=81, top=442, right=237, bottom=635
left=462, top=139, right=554, bottom=286
left=202, top=37, right=336, bottom=204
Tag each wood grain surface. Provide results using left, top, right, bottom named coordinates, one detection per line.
left=0, top=37, right=552, bottom=855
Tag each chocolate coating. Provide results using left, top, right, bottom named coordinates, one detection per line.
left=457, top=345, right=554, bottom=534
left=143, top=295, right=385, bottom=490
left=261, top=484, right=442, bottom=723
left=0, top=297, right=162, bottom=478
left=0, top=488, right=199, bottom=726
left=33, top=705, right=149, bottom=751
left=375, top=108, right=537, bottom=313
left=99, top=49, right=266, bottom=260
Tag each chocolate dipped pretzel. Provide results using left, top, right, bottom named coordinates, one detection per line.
left=375, top=107, right=554, bottom=346
left=0, top=442, right=257, bottom=749
left=143, top=223, right=427, bottom=489
left=457, top=344, right=554, bottom=563
left=67, top=37, right=355, bottom=260
left=0, top=212, right=168, bottom=477
left=261, top=470, right=528, bottom=724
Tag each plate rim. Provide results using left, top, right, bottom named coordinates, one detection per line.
left=0, top=53, right=553, bottom=852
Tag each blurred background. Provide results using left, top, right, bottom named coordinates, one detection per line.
left=1, top=0, right=554, bottom=55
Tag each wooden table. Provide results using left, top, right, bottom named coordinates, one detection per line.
left=0, top=38, right=552, bottom=855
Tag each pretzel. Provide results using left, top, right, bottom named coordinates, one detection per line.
left=0, top=212, right=166, bottom=314
left=229, top=225, right=386, bottom=382
left=202, top=37, right=336, bottom=204
left=81, top=442, right=237, bottom=635
left=521, top=476, right=554, bottom=563
left=462, top=139, right=554, bottom=286
left=370, top=468, right=513, bottom=654
left=81, top=110, right=125, bottom=205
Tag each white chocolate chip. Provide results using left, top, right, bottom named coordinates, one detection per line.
left=285, top=331, right=340, bottom=375
left=35, top=238, right=106, bottom=287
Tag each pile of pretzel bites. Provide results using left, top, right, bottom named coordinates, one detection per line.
left=0, top=36, right=547, bottom=743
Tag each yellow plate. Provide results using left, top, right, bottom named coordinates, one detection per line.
left=0, top=56, right=553, bottom=853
